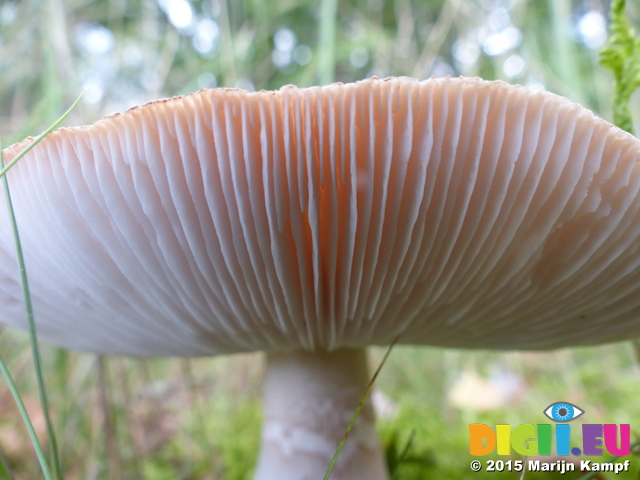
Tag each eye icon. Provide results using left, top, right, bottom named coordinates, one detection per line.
left=544, top=402, right=584, bottom=422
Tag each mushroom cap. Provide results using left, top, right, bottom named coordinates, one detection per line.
left=2, top=76, right=640, bottom=356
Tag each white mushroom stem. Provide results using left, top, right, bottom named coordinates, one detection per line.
left=254, top=348, right=389, bottom=480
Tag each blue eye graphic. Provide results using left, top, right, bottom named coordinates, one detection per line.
left=543, top=402, right=584, bottom=422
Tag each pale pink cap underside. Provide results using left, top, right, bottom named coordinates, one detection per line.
left=1, top=76, right=640, bottom=356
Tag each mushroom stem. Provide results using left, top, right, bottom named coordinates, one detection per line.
left=254, top=348, right=389, bottom=480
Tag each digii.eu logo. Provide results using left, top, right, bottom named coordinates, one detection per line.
left=469, top=402, right=630, bottom=457
left=468, top=402, right=633, bottom=475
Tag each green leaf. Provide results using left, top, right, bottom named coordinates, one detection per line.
left=600, top=0, right=640, bottom=135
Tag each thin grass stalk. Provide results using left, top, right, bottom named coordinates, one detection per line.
left=45, top=0, right=74, bottom=93
left=97, top=356, right=123, bottom=480
left=1, top=147, right=64, bottom=480
left=218, top=0, right=237, bottom=86
left=411, top=0, right=460, bottom=78
left=317, top=0, right=338, bottom=85
left=0, top=93, right=82, bottom=179
left=182, top=360, right=215, bottom=465
left=0, top=98, right=84, bottom=480
left=117, top=359, right=142, bottom=478
left=323, top=342, right=396, bottom=480
left=518, top=462, right=526, bottom=480
left=0, top=353, right=52, bottom=480
left=546, top=0, right=587, bottom=104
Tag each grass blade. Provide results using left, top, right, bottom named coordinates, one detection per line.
left=1, top=148, right=63, bottom=479
left=97, top=356, right=123, bottom=480
left=0, top=92, right=83, bottom=179
left=0, top=354, right=52, bottom=480
left=323, top=341, right=396, bottom=480
left=0, top=95, right=83, bottom=480
left=317, top=0, right=338, bottom=85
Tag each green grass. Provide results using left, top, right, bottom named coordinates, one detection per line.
left=1, top=331, right=639, bottom=479
left=324, top=342, right=396, bottom=480
left=0, top=353, right=52, bottom=479
left=0, top=97, right=86, bottom=480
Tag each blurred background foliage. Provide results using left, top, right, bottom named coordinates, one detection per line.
left=1, top=0, right=639, bottom=140
left=1, top=0, right=640, bottom=479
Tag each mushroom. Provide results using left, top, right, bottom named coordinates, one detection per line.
left=2, top=76, right=640, bottom=479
